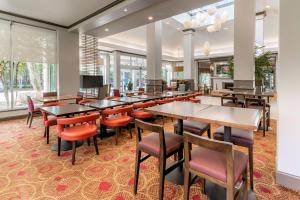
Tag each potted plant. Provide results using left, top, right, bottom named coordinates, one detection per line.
left=127, top=81, right=133, bottom=91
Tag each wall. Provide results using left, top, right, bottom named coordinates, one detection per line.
left=276, top=0, right=300, bottom=191
left=57, top=30, right=80, bottom=95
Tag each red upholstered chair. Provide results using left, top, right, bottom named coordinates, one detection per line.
left=175, top=96, right=187, bottom=101
left=183, top=132, right=248, bottom=200
left=131, top=101, right=157, bottom=120
left=105, top=96, right=118, bottom=100
left=41, top=102, right=67, bottom=144
left=76, top=92, right=84, bottom=104
left=26, top=96, right=40, bottom=128
left=134, top=119, right=184, bottom=200
left=113, top=89, right=121, bottom=97
left=78, top=99, right=97, bottom=104
left=155, top=98, right=172, bottom=105
left=214, top=127, right=254, bottom=190
left=57, top=113, right=100, bottom=165
left=101, top=106, right=133, bottom=145
left=138, top=88, right=145, bottom=95
left=43, top=92, right=57, bottom=98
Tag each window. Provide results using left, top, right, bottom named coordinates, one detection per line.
left=0, top=20, right=57, bottom=111
left=120, top=54, right=147, bottom=91
left=162, top=61, right=173, bottom=85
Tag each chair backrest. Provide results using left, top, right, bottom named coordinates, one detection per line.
left=57, top=113, right=100, bottom=135
left=105, top=96, right=118, bottom=100
left=135, top=119, right=166, bottom=154
left=27, top=96, right=34, bottom=112
left=221, top=95, right=238, bottom=106
left=183, top=132, right=234, bottom=184
left=41, top=102, right=67, bottom=122
left=98, top=85, right=109, bottom=100
left=133, top=101, right=156, bottom=109
left=43, top=92, right=57, bottom=98
left=78, top=99, right=97, bottom=105
left=102, top=105, right=133, bottom=118
left=245, top=98, right=266, bottom=110
left=113, top=89, right=121, bottom=97
left=76, top=92, right=84, bottom=104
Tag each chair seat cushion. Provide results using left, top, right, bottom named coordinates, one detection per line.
left=174, top=120, right=209, bottom=135
left=190, top=147, right=248, bottom=183
left=189, top=98, right=200, bottom=103
left=132, top=110, right=153, bottom=119
left=44, top=117, right=57, bottom=127
left=60, top=124, right=97, bottom=141
left=102, top=116, right=133, bottom=127
left=138, top=132, right=183, bottom=156
left=214, top=126, right=253, bottom=141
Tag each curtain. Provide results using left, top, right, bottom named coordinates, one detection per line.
left=0, top=20, right=11, bottom=61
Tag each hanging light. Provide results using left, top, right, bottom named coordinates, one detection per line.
left=207, top=6, right=217, bottom=16
left=203, top=41, right=210, bottom=56
left=183, top=20, right=193, bottom=29
left=196, top=13, right=207, bottom=26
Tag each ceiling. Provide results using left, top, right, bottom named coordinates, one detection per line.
left=0, top=0, right=117, bottom=26
left=99, top=0, right=279, bottom=60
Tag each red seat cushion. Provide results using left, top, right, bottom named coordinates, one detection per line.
left=214, top=126, right=253, bottom=141
left=60, top=124, right=98, bottom=141
left=174, top=120, right=209, bottom=135
left=190, top=147, right=248, bottom=183
left=132, top=110, right=153, bottom=119
left=32, top=109, right=40, bottom=113
left=138, top=132, right=183, bottom=156
left=102, top=115, right=133, bottom=127
left=189, top=98, right=200, bottom=103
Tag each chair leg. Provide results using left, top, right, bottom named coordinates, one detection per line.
left=46, top=127, right=50, bottom=144
left=71, top=141, right=76, bottom=165
left=159, top=157, right=166, bottom=200
left=26, top=113, right=30, bottom=125
left=207, top=128, right=211, bottom=139
left=263, top=112, right=266, bottom=137
left=129, top=125, right=132, bottom=139
left=249, top=145, right=254, bottom=190
left=183, top=171, right=191, bottom=200
left=243, top=167, right=248, bottom=200
left=93, top=135, right=99, bottom=155
left=134, top=150, right=141, bottom=195
left=226, top=186, right=234, bottom=200
left=58, top=137, right=61, bottom=156
left=115, top=127, right=119, bottom=145
left=29, top=114, right=33, bottom=128
left=87, top=138, right=90, bottom=146
left=44, top=127, right=47, bottom=137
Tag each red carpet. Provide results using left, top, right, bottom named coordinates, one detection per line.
left=0, top=117, right=299, bottom=199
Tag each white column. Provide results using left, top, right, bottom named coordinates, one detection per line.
left=113, top=51, right=121, bottom=89
left=256, top=13, right=265, bottom=48
left=146, top=21, right=162, bottom=80
left=234, top=0, right=256, bottom=86
left=277, top=0, right=300, bottom=192
left=105, top=54, right=110, bottom=85
left=183, top=29, right=195, bottom=79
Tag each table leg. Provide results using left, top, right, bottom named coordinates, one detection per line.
left=177, top=119, right=183, bottom=135
left=224, top=126, right=232, bottom=142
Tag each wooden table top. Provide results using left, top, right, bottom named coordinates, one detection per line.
left=145, top=101, right=211, bottom=119
left=37, top=95, right=80, bottom=103
left=219, top=90, right=274, bottom=97
left=40, top=104, right=96, bottom=117
left=188, top=105, right=261, bottom=131
left=84, top=100, right=127, bottom=110
left=111, top=97, right=145, bottom=103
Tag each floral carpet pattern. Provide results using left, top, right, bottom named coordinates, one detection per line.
left=0, top=117, right=299, bottom=200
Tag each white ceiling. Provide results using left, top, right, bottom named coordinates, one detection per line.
left=99, top=0, right=279, bottom=59
left=0, top=0, right=116, bottom=26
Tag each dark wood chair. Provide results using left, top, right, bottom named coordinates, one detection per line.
left=42, top=91, right=57, bottom=98
left=134, top=119, right=184, bottom=200
left=26, top=96, right=40, bottom=128
left=245, top=98, right=270, bottom=136
left=183, top=132, right=248, bottom=200
left=221, top=95, right=244, bottom=108
left=214, top=127, right=254, bottom=190
left=174, top=120, right=211, bottom=138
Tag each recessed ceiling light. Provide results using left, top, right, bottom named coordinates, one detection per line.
left=223, top=27, right=229, bottom=30
left=105, top=28, right=109, bottom=32
left=266, top=5, right=271, bottom=9
left=166, top=21, right=170, bottom=25
left=148, top=16, right=154, bottom=20
left=123, top=8, right=128, bottom=12
left=176, top=27, right=180, bottom=30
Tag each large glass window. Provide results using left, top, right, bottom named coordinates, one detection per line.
left=162, top=61, right=173, bottom=85
left=120, top=54, right=146, bottom=91
left=0, top=20, right=57, bottom=111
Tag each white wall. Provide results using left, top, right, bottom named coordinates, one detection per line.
left=57, top=30, right=80, bottom=95
left=277, top=0, right=300, bottom=191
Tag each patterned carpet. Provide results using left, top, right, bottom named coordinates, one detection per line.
left=0, top=117, right=299, bottom=200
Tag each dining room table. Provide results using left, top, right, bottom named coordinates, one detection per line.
left=111, top=97, right=146, bottom=104
left=39, top=103, right=97, bottom=151
left=36, top=95, right=81, bottom=103
left=219, top=89, right=274, bottom=102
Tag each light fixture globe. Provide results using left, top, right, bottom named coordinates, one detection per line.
left=203, top=41, right=210, bottom=56
left=183, top=20, right=193, bottom=29
left=221, top=11, right=229, bottom=23
left=207, top=6, right=217, bottom=16
left=207, top=25, right=216, bottom=32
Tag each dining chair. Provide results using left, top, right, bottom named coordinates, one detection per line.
left=57, top=113, right=100, bottom=165
left=76, top=92, right=84, bottom=104
left=100, top=106, right=133, bottom=145
left=245, top=98, right=269, bottom=136
left=183, top=132, right=248, bottom=200
left=42, top=91, right=57, bottom=98
left=131, top=101, right=157, bottom=120
left=26, top=96, right=40, bottom=128
left=214, top=126, right=254, bottom=190
left=134, top=119, right=184, bottom=200
left=221, top=95, right=244, bottom=108
left=41, top=102, right=67, bottom=144
left=113, top=89, right=121, bottom=97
